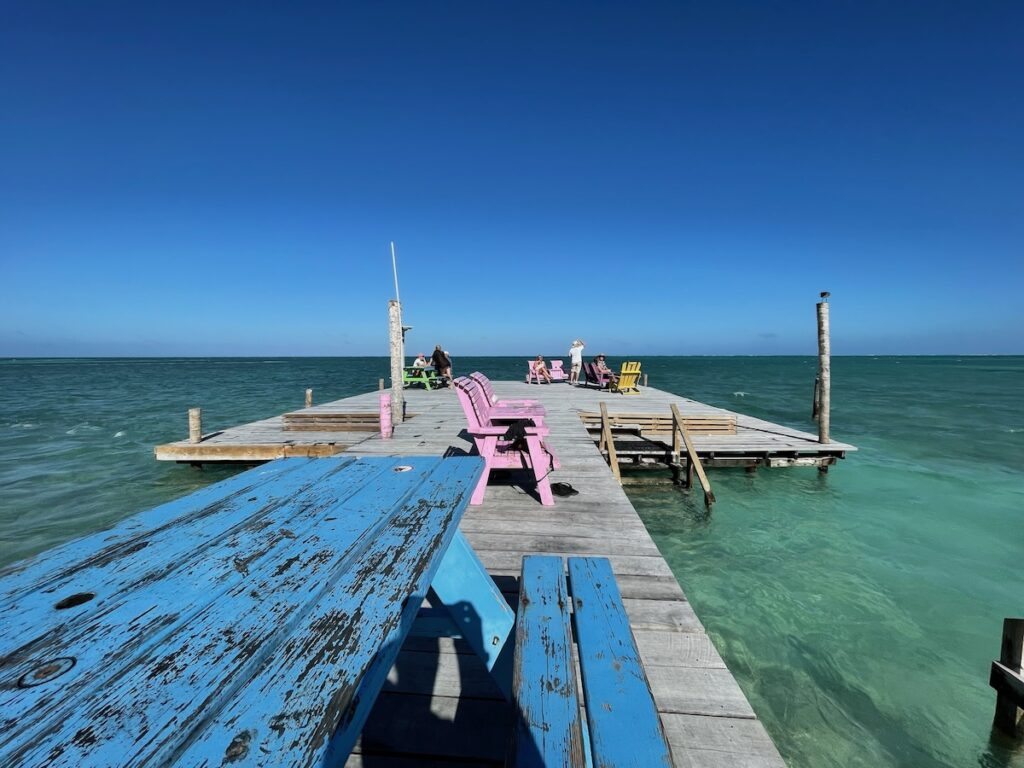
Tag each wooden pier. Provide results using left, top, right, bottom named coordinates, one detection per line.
left=154, top=381, right=855, bottom=765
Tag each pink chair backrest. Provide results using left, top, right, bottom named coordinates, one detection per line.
left=453, top=377, right=493, bottom=427
left=551, top=360, right=564, bottom=371
left=469, top=372, right=498, bottom=404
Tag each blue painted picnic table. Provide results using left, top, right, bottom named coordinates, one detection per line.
left=0, top=455, right=513, bottom=767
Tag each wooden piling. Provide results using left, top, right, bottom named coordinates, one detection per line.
left=305, top=388, right=313, bottom=408
left=991, top=617, right=1024, bottom=737
left=188, top=408, right=202, bottom=444
left=388, top=300, right=404, bottom=427
left=643, top=373, right=649, bottom=387
left=378, top=378, right=385, bottom=391
left=599, top=402, right=622, bottom=485
left=817, top=294, right=831, bottom=444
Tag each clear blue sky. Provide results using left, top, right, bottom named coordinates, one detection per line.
left=2, top=2, right=1021, bottom=356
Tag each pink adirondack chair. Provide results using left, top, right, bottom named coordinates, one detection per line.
left=549, top=360, right=568, bottom=381
left=460, top=375, right=546, bottom=425
left=453, top=377, right=560, bottom=505
left=526, top=360, right=541, bottom=384
left=469, top=372, right=542, bottom=409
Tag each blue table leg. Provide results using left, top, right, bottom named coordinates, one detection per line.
left=428, top=530, right=515, bottom=700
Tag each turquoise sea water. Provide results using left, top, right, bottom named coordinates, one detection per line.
left=1, top=356, right=1021, bottom=767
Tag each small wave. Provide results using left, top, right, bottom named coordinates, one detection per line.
left=733, top=391, right=748, bottom=397
left=66, top=424, right=102, bottom=435
left=11, top=422, right=37, bottom=429
left=114, top=430, right=127, bottom=438
left=1007, top=428, right=1023, bottom=434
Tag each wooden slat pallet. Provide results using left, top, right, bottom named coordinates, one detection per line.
left=283, top=411, right=382, bottom=432
left=580, top=411, right=737, bottom=436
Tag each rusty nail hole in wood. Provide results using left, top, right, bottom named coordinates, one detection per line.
left=393, top=465, right=413, bottom=473
left=17, top=656, right=76, bottom=688
left=55, top=592, right=95, bottom=610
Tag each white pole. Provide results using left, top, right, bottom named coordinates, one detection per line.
left=390, top=241, right=400, bottom=304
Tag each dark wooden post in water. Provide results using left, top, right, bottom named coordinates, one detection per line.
left=991, top=617, right=1024, bottom=738
left=188, top=408, right=202, bottom=444
left=816, top=292, right=831, bottom=447
left=305, top=388, right=313, bottom=408
left=388, top=299, right=404, bottom=427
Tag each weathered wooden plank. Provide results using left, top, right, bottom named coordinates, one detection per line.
left=568, top=557, right=673, bottom=767
left=659, top=713, right=786, bottom=767
left=510, top=556, right=586, bottom=768
left=0, top=458, right=386, bottom=649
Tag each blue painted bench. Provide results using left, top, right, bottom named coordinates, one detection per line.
left=0, top=455, right=515, bottom=767
left=510, top=556, right=673, bottom=768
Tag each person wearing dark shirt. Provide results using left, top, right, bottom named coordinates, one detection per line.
left=431, top=345, right=452, bottom=383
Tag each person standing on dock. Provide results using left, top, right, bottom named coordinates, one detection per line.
left=568, top=339, right=585, bottom=384
left=431, top=345, right=452, bottom=384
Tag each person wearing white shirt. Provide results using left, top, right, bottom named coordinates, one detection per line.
left=568, top=339, right=585, bottom=384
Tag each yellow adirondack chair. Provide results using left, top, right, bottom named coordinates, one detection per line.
left=612, top=361, right=642, bottom=394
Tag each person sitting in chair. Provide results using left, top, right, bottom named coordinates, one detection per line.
left=412, top=354, right=428, bottom=369
left=534, top=355, right=553, bottom=384
left=594, top=354, right=618, bottom=385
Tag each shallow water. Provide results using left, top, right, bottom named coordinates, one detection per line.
left=0, top=356, right=1021, bottom=767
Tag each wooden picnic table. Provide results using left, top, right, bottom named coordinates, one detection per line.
left=403, top=365, right=442, bottom=389
left=0, top=455, right=515, bottom=767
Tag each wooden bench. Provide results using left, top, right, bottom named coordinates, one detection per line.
left=510, top=556, right=673, bottom=767
left=282, top=410, right=381, bottom=431
left=469, top=372, right=541, bottom=409
left=403, top=365, right=440, bottom=389
left=0, top=456, right=517, bottom=767
left=452, top=376, right=558, bottom=505
left=579, top=411, right=737, bottom=436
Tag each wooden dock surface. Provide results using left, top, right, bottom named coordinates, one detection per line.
left=156, top=382, right=856, bottom=766
left=155, top=382, right=855, bottom=464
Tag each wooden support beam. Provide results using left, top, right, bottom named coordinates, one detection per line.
left=671, top=404, right=714, bottom=508
left=600, top=402, right=621, bottom=485
left=992, top=617, right=1024, bottom=737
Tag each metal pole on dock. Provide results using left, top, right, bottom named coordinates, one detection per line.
left=188, top=408, right=202, bottom=444
left=388, top=299, right=404, bottom=426
left=816, top=292, right=831, bottom=444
